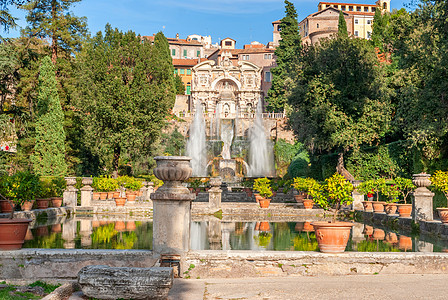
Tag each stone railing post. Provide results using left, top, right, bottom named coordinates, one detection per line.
left=150, top=156, right=195, bottom=256
left=80, top=177, right=93, bottom=207
left=208, top=177, right=222, bottom=210
left=351, top=180, right=364, bottom=211
left=63, top=177, right=78, bottom=208
left=141, top=181, right=149, bottom=200
left=411, top=173, right=434, bottom=221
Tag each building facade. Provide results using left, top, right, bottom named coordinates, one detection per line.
left=299, top=0, right=391, bottom=44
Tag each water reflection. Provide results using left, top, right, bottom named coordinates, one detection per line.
left=21, top=217, right=448, bottom=252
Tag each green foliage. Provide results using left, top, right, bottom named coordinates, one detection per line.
left=274, top=139, right=309, bottom=177
left=118, top=176, right=142, bottom=191
left=253, top=177, right=273, bottom=198
left=338, top=11, right=348, bottom=37
left=174, top=74, right=185, bottom=95
left=31, top=56, right=67, bottom=176
left=381, top=184, right=400, bottom=203
left=394, top=177, right=416, bottom=204
left=75, top=26, right=175, bottom=176
left=0, top=171, right=40, bottom=217
left=430, top=170, right=448, bottom=206
left=29, top=281, right=61, bottom=294
left=357, top=180, right=375, bottom=197
left=267, top=0, right=302, bottom=112
left=160, top=128, right=185, bottom=156
left=92, top=177, right=118, bottom=192
left=289, top=34, right=392, bottom=155
left=254, top=231, right=272, bottom=248
left=312, top=173, right=354, bottom=222
left=292, top=177, right=320, bottom=199
left=39, top=176, right=66, bottom=198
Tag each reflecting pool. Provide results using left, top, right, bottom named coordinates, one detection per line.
left=22, top=217, right=448, bottom=252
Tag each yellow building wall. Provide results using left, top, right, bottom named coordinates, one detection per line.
left=353, top=16, right=374, bottom=39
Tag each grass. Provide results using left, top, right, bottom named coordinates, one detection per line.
left=0, top=280, right=60, bottom=300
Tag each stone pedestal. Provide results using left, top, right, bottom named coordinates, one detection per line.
left=150, top=156, right=195, bottom=256
left=62, top=218, right=76, bottom=249
left=81, top=177, right=93, bottom=207
left=352, top=180, right=364, bottom=211
left=411, top=173, right=434, bottom=222
left=80, top=219, right=92, bottom=247
left=208, top=177, right=222, bottom=210
left=208, top=218, right=222, bottom=250
left=63, top=177, right=78, bottom=208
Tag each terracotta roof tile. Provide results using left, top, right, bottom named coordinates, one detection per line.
left=172, top=58, right=205, bottom=67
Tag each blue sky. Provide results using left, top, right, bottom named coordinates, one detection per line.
left=5, top=0, right=409, bottom=47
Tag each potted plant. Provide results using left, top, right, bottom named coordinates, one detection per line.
left=242, top=179, right=253, bottom=197
left=94, top=177, right=118, bottom=200
left=189, top=179, right=202, bottom=196
left=50, top=177, right=66, bottom=208
left=430, top=171, right=448, bottom=223
left=0, top=172, right=39, bottom=250
left=394, top=177, right=416, bottom=218
left=292, top=177, right=307, bottom=202
left=254, top=231, right=272, bottom=248
left=357, top=180, right=376, bottom=212
left=311, top=173, right=354, bottom=253
left=371, top=178, right=387, bottom=213
left=382, top=184, right=400, bottom=215
left=124, top=177, right=143, bottom=202
left=253, top=177, right=273, bottom=208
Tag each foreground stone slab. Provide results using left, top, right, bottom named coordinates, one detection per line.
left=78, top=265, right=173, bottom=300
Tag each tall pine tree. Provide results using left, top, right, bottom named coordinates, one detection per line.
left=338, top=11, right=348, bottom=37
left=267, top=0, right=302, bottom=113
left=31, top=55, right=67, bottom=176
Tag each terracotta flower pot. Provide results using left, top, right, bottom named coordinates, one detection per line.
left=36, top=198, right=50, bottom=210
left=36, top=226, right=49, bottom=237
left=51, top=224, right=62, bottom=233
left=372, top=201, right=386, bottom=213
left=311, top=221, right=354, bottom=253
left=115, top=197, right=126, bottom=207
left=254, top=194, right=263, bottom=204
left=99, top=192, right=108, bottom=200
left=399, top=235, right=412, bottom=251
left=362, top=201, right=373, bottom=212
left=24, top=228, right=34, bottom=241
left=126, top=221, right=136, bottom=231
left=107, top=192, right=115, bottom=199
left=363, top=225, right=374, bottom=236
left=372, top=228, right=385, bottom=240
left=114, top=221, right=125, bottom=232
left=303, top=221, right=314, bottom=232
left=302, top=199, right=314, bottom=210
left=397, top=204, right=412, bottom=218
left=21, top=200, right=35, bottom=212
left=245, top=188, right=252, bottom=198
left=384, top=203, right=398, bottom=215
left=51, top=197, right=63, bottom=208
left=93, top=192, right=100, bottom=201
left=113, top=191, right=121, bottom=198
left=126, top=193, right=137, bottom=202
left=385, top=232, right=398, bottom=244
left=255, top=222, right=260, bottom=231
left=137, top=190, right=143, bottom=197
left=437, top=208, right=448, bottom=223
left=294, top=222, right=304, bottom=232
left=92, top=221, right=100, bottom=227
left=0, top=200, right=13, bottom=213
left=259, top=222, right=270, bottom=232
left=259, top=198, right=271, bottom=208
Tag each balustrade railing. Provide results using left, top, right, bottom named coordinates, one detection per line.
left=175, top=112, right=285, bottom=119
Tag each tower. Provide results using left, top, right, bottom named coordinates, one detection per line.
left=376, top=0, right=391, bottom=13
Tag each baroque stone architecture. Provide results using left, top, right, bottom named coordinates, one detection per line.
left=191, top=53, right=263, bottom=115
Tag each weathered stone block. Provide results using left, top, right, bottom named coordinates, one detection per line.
left=78, top=265, right=173, bottom=300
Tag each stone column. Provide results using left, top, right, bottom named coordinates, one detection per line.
left=80, top=219, right=92, bottom=247
left=208, top=217, right=222, bottom=250
left=352, top=180, right=364, bottom=211
left=63, top=177, right=78, bottom=208
left=62, top=217, right=76, bottom=249
left=141, top=181, right=149, bottom=200
left=80, top=177, right=93, bottom=207
left=411, top=173, right=434, bottom=222
left=208, top=177, right=222, bottom=210
left=150, top=156, right=195, bottom=256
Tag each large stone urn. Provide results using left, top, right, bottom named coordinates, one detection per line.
left=150, top=156, right=195, bottom=256
left=411, top=173, right=434, bottom=221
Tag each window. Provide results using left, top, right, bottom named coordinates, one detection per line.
left=354, top=31, right=359, bottom=37
left=264, top=53, right=272, bottom=59
left=355, top=19, right=359, bottom=25
left=372, top=7, right=376, bottom=12
left=367, top=19, right=372, bottom=25
left=187, top=69, right=191, bottom=75
left=367, top=31, right=372, bottom=39
left=341, top=5, right=346, bottom=10
left=180, top=69, right=185, bottom=75
left=186, top=85, right=191, bottom=95
left=197, top=50, right=200, bottom=57
left=277, top=25, right=282, bottom=31
left=183, top=49, right=187, bottom=57
left=174, top=69, right=177, bottom=75
left=265, top=71, right=271, bottom=82
left=317, top=23, right=319, bottom=29
left=225, top=41, right=232, bottom=46
left=171, top=49, right=176, bottom=56
left=383, top=3, right=387, bottom=10
left=357, top=6, right=361, bottom=12
left=364, top=7, right=369, bottom=12
left=242, top=55, right=249, bottom=60
left=349, top=6, right=353, bottom=11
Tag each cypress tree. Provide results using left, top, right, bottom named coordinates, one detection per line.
left=31, top=56, right=67, bottom=176
left=338, top=11, right=348, bottom=37
left=267, top=0, right=302, bottom=113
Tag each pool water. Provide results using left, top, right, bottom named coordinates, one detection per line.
left=22, top=218, right=448, bottom=252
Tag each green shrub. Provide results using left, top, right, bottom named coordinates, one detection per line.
left=92, top=177, right=118, bottom=192
left=253, top=177, right=273, bottom=198
left=430, top=170, right=448, bottom=207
